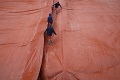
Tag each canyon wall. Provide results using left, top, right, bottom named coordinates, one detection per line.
left=41, top=0, right=120, bottom=80
left=0, top=0, right=52, bottom=80
left=0, top=0, right=120, bottom=80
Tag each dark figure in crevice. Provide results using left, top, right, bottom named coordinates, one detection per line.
left=44, top=23, right=57, bottom=44
left=52, top=2, right=62, bottom=14
left=47, top=13, right=53, bottom=25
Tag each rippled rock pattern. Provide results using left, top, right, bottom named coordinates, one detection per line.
left=0, top=0, right=120, bottom=80
left=41, top=0, right=120, bottom=80
left=0, top=0, right=52, bottom=80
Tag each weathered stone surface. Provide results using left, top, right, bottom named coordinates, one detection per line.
left=41, top=0, right=120, bottom=80
left=0, top=0, right=52, bottom=80
left=0, top=0, right=120, bottom=80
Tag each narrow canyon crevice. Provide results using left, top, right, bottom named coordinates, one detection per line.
left=37, top=7, right=59, bottom=79
left=0, top=0, right=120, bottom=80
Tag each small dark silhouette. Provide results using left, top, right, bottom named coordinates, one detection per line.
left=44, top=24, right=57, bottom=44
left=52, top=2, right=62, bottom=14
left=47, top=13, right=53, bottom=25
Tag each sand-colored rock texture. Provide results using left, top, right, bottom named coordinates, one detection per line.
left=41, top=0, right=120, bottom=80
left=0, top=0, right=120, bottom=80
left=0, top=0, right=52, bottom=80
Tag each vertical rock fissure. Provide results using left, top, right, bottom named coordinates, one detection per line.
left=37, top=36, right=46, bottom=80
left=37, top=12, right=59, bottom=80
left=37, top=0, right=59, bottom=79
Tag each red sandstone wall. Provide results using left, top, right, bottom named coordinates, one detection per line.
left=41, top=0, right=120, bottom=80
left=0, top=0, right=52, bottom=80
left=0, top=0, right=120, bottom=80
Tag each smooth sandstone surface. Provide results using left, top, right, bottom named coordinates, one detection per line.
left=0, top=0, right=120, bottom=80
left=41, top=0, right=120, bottom=80
left=0, top=0, right=52, bottom=80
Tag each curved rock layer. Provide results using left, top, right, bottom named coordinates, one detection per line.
left=41, top=0, right=120, bottom=80
left=0, top=0, right=120, bottom=80
left=0, top=0, right=52, bottom=80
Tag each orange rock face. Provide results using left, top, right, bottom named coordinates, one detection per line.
left=0, top=0, right=52, bottom=80
left=0, top=0, right=120, bottom=80
left=41, top=0, right=120, bottom=80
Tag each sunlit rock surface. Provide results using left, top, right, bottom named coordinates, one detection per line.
left=0, top=0, right=120, bottom=80
left=41, top=0, right=120, bottom=80
left=0, top=0, right=52, bottom=80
